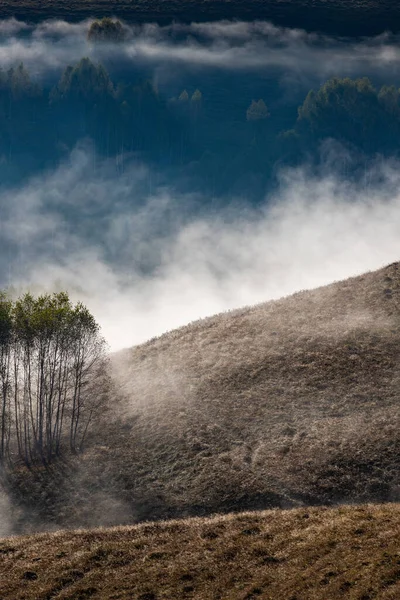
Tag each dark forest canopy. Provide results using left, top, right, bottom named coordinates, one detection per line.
left=296, top=77, right=400, bottom=153
left=0, top=60, right=400, bottom=195
left=87, top=17, right=127, bottom=43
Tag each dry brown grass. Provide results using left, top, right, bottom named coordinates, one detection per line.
left=0, top=0, right=399, bottom=37
left=5, top=262, right=400, bottom=530
left=95, top=262, right=400, bottom=523
left=1, top=503, right=400, bottom=599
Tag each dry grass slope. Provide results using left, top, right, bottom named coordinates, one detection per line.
left=6, top=262, right=400, bottom=530
left=1, top=504, right=400, bottom=599
left=100, top=262, right=400, bottom=522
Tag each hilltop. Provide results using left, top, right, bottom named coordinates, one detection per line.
left=1, top=503, right=400, bottom=599
left=5, top=261, right=400, bottom=530
left=1, top=0, right=400, bottom=37
left=107, top=262, right=400, bottom=519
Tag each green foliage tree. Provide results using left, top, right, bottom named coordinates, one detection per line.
left=116, top=79, right=177, bottom=159
left=50, top=58, right=117, bottom=154
left=246, top=99, right=269, bottom=122
left=190, top=89, right=203, bottom=119
left=189, top=89, right=203, bottom=141
left=378, top=85, right=400, bottom=117
left=52, top=58, right=113, bottom=103
left=295, top=77, right=400, bottom=153
left=191, top=89, right=202, bottom=104
left=87, top=18, right=126, bottom=43
left=178, top=90, right=189, bottom=103
left=0, top=63, right=46, bottom=164
left=0, top=292, right=108, bottom=466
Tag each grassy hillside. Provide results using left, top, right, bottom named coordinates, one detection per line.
left=1, top=0, right=400, bottom=37
left=5, top=262, right=400, bottom=530
left=98, top=262, right=400, bottom=522
left=1, top=504, right=400, bottom=599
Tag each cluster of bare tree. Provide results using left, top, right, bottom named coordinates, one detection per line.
left=0, top=292, right=108, bottom=467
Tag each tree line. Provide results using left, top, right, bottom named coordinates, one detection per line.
left=1, top=58, right=400, bottom=193
left=0, top=60, right=180, bottom=173
left=0, top=291, right=108, bottom=467
left=295, top=77, right=400, bottom=154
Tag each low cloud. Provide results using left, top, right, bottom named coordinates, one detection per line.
left=2, top=145, right=400, bottom=352
left=1, top=17, right=400, bottom=86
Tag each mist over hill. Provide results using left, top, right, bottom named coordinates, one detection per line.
left=1, top=262, right=399, bottom=533
left=2, top=17, right=400, bottom=348
left=3, top=18, right=400, bottom=351
left=1, top=12, right=400, bottom=600
left=107, top=263, right=400, bottom=516
left=1, top=14, right=400, bottom=539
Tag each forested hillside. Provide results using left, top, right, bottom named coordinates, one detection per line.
left=3, top=53, right=400, bottom=197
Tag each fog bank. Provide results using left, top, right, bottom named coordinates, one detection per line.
left=1, top=147, right=400, bottom=351
left=2, top=17, right=400, bottom=88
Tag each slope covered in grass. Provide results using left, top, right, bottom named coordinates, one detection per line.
left=1, top=504, right=400, bottom=599
left=5, top=262, right=400, bottom=530
left=1, top=0, right=400, bottom=37
left=107, top=262, right=400, bottom=520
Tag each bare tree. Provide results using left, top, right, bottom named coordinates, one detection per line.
left=0, top=293, right=13, bottom=465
